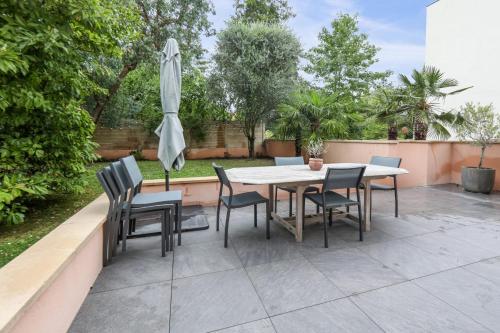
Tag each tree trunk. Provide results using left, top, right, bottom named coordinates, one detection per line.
left=479, top=145, right=486, bottom=168
left=92, top=62, right=138, bottom=123
left=294, top=128, right=302, bottom=156
left=414, top=120, right=428, bottom=140
left=248, top=136, right=255, bottom=159
left=387, top=124, right=398, bottom=140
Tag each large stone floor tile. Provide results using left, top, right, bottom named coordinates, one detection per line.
left=351, top=281, right=489, bottom=332
left=173, top=241, right=242, bottom=279
left=70, top=281, right=171, bottom=333
left=309, top=248, right=406, bottom=295
left=231, top=234, right=304, bottom=267
left=464, top=257, right=500, bottom=286
left=271, top=298, right=383, bottom=333
left=371, top=215, right=434, bottom=238
left=170, top=269, right=267, bottom=333
left=415, top=268, right=500, bottom=332
left=444, top=224, right=500, bottom=255
left=405, top=230, right=494, bottom=266
left=359, top=239, right=458, bottom=279
left=212, top=319, right=276, bottom=333
left=246, top=258, right=343, bottom=315
left=91, top=249, right=173, bottom=293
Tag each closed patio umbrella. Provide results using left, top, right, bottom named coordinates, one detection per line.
left=155, top=38, right=185, bottom=190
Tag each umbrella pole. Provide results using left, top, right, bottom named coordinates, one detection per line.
left=165, top=169, right=170, bottom=191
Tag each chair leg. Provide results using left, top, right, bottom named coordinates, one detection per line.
left=322, top=204, right=328, bottom=248
left=302, top=195, right=306, bottom=230
left=177, top=203, right=182, bottom=246
left=170, top=208, right=175, bottom=251
left=357, top=203, right=363, bottom=241
left=289, top=192, right=293, bottom=217
left=224, top=207, right=231, bottom=248
left=369, top=189, right=373, bottom=220
left=266, top=202, right=270, bottom=239
left=161, top=210, right=166, bottom=257
left=216, top=199, right=221, bottom=231
left=329, top=208, right=333, bottom=226
left=316, top=189, right=320, bottom=214
left=346, top=188, right=350, bottom=213
left=254, top=204, right=257, bottom=227
left=122, top=211, right=130, bottom=253
left=394, top=178, right=399, bottom=217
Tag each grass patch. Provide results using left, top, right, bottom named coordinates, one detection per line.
left=0, top=158, right=273, bottom=267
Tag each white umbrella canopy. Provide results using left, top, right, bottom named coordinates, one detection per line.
left=155, top=38, right=186, bottom=175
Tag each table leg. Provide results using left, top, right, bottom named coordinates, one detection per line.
left=295, top=185, right=305, bottom=242
left=268, top=184, right=274, bottom=214
left=363, top=180, right=371, bottom=232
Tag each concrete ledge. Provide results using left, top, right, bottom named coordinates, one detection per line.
left=0, top=195, right=108, bottom=333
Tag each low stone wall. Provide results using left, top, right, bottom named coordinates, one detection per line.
left=266, top=139, right=500, bottom=190
left=94, top=122, right=266, bottom=160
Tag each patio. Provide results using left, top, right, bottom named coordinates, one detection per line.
left=70, top=184, right=500, bottom=333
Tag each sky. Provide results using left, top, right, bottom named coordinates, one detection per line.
left=202, top=0, right=430, bottom=82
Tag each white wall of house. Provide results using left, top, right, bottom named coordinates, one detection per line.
left=426, top=0, right=500, bottom=115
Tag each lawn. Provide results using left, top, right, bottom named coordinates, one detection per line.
left=0, top=158, right=273, bottom=268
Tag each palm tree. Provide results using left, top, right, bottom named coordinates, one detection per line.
left=370, top=87, right=410, bottom=140
left=399, top=66, right=471, bottom=140
left=275, top=89, right=352, bottom=155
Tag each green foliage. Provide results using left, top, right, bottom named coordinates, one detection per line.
left=0, top=0, right=137, bottom=224
left=399, top=66, right=472, bottom=140
left=233, top=0, right=294, bottom=23
left=456, top=103, right=499, bottom=168
left=120, top=63, right=225, bottom=144
left=213, top=22, right=301, bottom=157
left=306, top=14, right=391, bottom=99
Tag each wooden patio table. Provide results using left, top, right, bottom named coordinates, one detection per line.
left=226, top=163, right=408, bottom=242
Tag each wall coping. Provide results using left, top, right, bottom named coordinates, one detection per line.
left=143, top=176, right=218, bottom=186
left=0, top=194, right=108, bottom=332
left=267, top=139, right=500, bottom=145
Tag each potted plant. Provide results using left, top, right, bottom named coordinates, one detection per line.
left=456, top=103, right=499, bottom=193
left=306, top=139, right=325, bottom=171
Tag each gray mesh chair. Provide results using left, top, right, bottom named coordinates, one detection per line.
left=274, top=157, right=320, bottom=216
left=365, top=156, right=402, bottom=217
left=115, top=157, right=181, bottom=252
left=98, top=167, right=174, bottom=257
left=213, top=163, right=270, bottom=248
left=304, top=166, right=366, bottom=248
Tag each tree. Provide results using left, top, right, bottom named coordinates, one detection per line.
left=91, top=0, right=215, bottom=123
left=275, top=89, right=355, bottom=155
left=399, top=66, right=471, bottom=140
left=213, top=22, right=301, bottom=158
left=233, top=0, right=294, bottom=23
left=306, top=14, right=390, bottom=99
left=369, top=87, right=410, bottom=140
left=456, top=103, right=499, bottom=168
left=0, top=0, right=139, bottom=224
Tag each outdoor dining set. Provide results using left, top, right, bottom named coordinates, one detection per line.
left=97, top=154, right=407, bottom=265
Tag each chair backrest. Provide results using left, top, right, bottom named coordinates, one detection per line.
left=323, top=167, right=366, bottom=192
left=110, top=161, right=130, bottom=199
left=370, top=156, right=402, bottom=168
left=96, top=169, right=115, bottom=208
left=120, top=156, right=143, bottom=190
left=212, top=163, right=232, bottom=192
left=102, top=166, right=120, bottom=200
left=274, top=156, right=305, bottom=166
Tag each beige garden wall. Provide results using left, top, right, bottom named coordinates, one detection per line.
left=266, top=139, right=500, bottom=191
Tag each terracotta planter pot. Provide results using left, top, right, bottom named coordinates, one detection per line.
left=309, top=158, right=324, bottom=171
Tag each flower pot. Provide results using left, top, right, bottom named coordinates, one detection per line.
left=461, top=167, right=496, bottom=194
left=308, top=158, right=323, bottom=171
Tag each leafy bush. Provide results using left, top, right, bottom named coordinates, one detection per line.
left=0, top=0, right=139, bottom=224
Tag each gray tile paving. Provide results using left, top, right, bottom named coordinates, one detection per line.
left=351, top=282, right=490, bottom=332
left=309, top=247, right=406, bottom=295
left=70, top=282, right=171, bottom=333
left=271, top=298, right=383, bottom=333
left=72, top=186, right=500, bottom=332
left=173, top=241, right=242, bottom=279
left=246, top=258, right=343, bottom=315
left=170, top=269, right=267, bottom=333
left=415, top=268, right=500, bottom=332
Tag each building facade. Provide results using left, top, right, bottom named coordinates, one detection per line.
left=426, top=0, right=500, bottom=114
